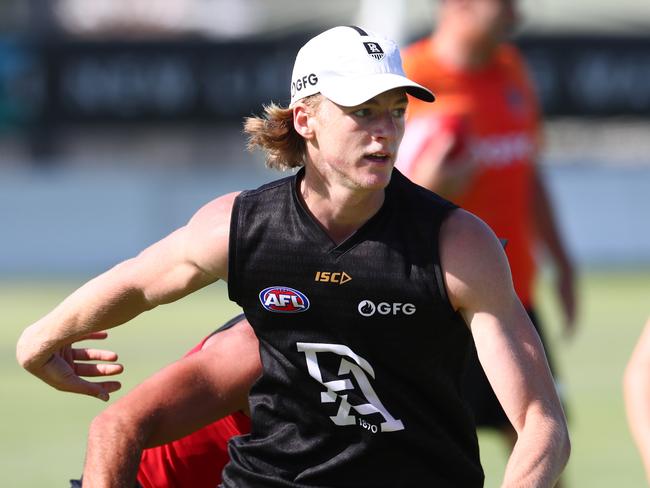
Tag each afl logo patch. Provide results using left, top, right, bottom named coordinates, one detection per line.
left=259, top=286, right=310, bottom=313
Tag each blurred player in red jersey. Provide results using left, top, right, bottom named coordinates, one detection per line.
left=133, top=315, right=256, bottom=488
left=69, top=315, right=259, bottom=488
left=396, top=0, right=576, bottom=478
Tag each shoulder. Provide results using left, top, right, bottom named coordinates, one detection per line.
left=402, top=37, right=430, bottom=65
left=179, top=192, right=241, bottom=281
left=439, top=209, right=514, bottom=310
left=235, top=173, right=296, bottom=207
left=187, top=192, right=240, bottom=233
left=495, top=43, right=525, bottom=66
left=188, top=170, right=293, bottom=232
left=440, top=208, right=500, bottom=253
left=402, top=38, right=437, bottom=82
left=495, top=43, right=534, bottom=83
left=391, top=169, right=457, bottom=211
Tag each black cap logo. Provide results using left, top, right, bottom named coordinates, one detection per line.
left=363, top=42, right=385, bottom=61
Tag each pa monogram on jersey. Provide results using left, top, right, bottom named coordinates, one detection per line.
left=297, top=342, right=404, bottom=433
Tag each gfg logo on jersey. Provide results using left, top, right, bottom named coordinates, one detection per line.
left=259, top=286, right=310, bottom=313
left=358, top=300, right=416, bottom=317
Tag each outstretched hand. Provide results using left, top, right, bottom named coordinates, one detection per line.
left=34, top=332, right=123, bottom=401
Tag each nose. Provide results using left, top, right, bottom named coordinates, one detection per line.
left=372, top=110, right=400, bottom=142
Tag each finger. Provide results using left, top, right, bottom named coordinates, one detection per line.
left=95, top=381, right=122, bottom=395
left=56, top=375, right=116, bottom=401
left=67, top=379, right=121, bottom=401
left=72, top=348, right=119, bottom=362
left=74, top=362, right=124, bottom=377
left=77, top=331, right=109, bottom=341
left=38, top=354, right=116, bottom=401
left=62, top=346, right=75, bottom=365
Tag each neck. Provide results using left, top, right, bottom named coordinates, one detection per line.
left=298, top=169, right=386, bottom=245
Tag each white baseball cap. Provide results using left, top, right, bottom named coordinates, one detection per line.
left=289, top=25, right=434, bottom=107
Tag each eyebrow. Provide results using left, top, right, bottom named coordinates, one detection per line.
left=363, top=93, right=409, bottom=106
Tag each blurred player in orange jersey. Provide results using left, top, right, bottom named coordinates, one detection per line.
left=397, top=0, right=576, bottom=479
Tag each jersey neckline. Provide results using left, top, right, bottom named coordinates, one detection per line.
left=290, top=167, right=394, bottom=257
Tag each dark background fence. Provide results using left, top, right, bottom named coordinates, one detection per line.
left=2, top=35, right=650, bottom=132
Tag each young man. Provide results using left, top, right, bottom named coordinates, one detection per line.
left=397, top=0, right=576, bottom=457
left=17, top=26, right=569, bottom=487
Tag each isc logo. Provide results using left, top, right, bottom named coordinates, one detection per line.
left=314, top=271, right=352, bottom=285
left=259, top=286, right=310, bottom=313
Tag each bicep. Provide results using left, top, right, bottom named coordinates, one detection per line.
left=125, top=192, right=238, bottom=308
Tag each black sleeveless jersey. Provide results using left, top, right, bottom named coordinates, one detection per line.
left=224, top=168, right=483, bottom=487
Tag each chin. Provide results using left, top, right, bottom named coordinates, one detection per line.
left=359, top=170, right=392, bottom=190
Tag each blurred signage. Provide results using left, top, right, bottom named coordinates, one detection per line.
left=1, top=35, right=650, bottom=126
left=41, top=39, right=303, bottom=123
left=0, top=40, right=44, bottom=129
left=519, top=37, right=650, bottom=117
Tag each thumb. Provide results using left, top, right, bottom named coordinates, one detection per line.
left=59, top=373, right=111, bottom=401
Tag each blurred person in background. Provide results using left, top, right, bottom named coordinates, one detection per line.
left=68, top=314, right=258, bottom=488
left=396, top=0, right=576, bottom=478
left=17, top=25, right=569, bottom=487
left=624, top=317, right=650, bottom=485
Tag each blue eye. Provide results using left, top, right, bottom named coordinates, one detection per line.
left=353, top=108, right=371, bottom=117
left=392, top=107, right=406, bottom=118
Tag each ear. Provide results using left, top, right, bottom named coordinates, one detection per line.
left=293, top=102, right=315, bottom=140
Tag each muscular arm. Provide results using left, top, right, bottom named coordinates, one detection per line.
left=441, top=209, right=570, bottom=487
left=624, top=318, right=650, bottom=484
left=83, top=319, right=261, bottom=488
left=16, top=192, right=238, bottom=399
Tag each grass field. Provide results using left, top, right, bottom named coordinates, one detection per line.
left=2, top=269, right=649, bottom=486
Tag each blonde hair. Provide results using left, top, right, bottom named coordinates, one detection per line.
left=243, top=95, right=321, bottom=171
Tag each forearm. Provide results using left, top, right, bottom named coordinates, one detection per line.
left=411, top=152, right=475, bottom=201
left=502, top=408, right=570, bottom=487
left=16, top=260, right=152, bottom=372
left=532, top=169, right=572, bottom=270
left=83, top=409, right=146, bottom=488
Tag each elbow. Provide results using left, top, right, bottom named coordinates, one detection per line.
left=15, top=331, right=31, bottom=370
left=89, top=408, right=125, bottom=439
left=89, top=405, right=146, bottom=449
left=560, top=423, right=571, bottom=468
left=16, top=325, right=42, bottom=372
left=553, top=414, right=571, bottom=471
